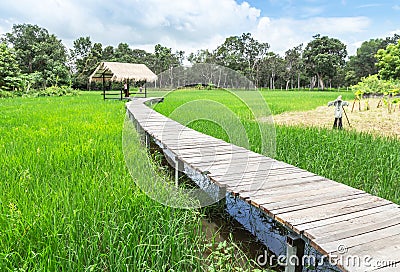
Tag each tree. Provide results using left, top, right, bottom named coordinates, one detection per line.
left=259, top=52, right=285, bottom=89
left=346, top=35, right=400, bottom=85
left=303, top=34, right=347, bottom=89
left=115, top=43, right=134, bottom=63
left=102, top=45, right=115, bottom=61
left=188, top=49, right=214, bottom=64
left=152, top=44, right=182, bottom=74
left=70, top=37, right=103, bottom=89
left=0, top=43, right=21, bottom=91
left=69, top=36, right=92, bottom=74
left=3, top=24, right=70, bottom=87
left=213, top=33, right=269, bottom=84
left=284, top=44, right=303, bottom=89
left=376, top=40, right=400, bottom=80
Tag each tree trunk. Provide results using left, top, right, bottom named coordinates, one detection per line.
left=317, top=73, right=324, bottom=90
left=297, top=73, right=301, bottom=89
left=310, top=76, right=316, bottom=90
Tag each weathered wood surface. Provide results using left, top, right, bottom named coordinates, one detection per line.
left=126, top=98, right=400, bottom=272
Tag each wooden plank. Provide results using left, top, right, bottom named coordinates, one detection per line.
left=210, top=164, right=302, bottom=180
left=249, top=182, right=354, bottom=206
left=208, top=165, right=293, bottom=179
left=240, top=177, right=333, bottom=198
left=237, top=176, right=330, bottom=199
left=184, top=151, right=266, bottom=165
left=163, top=143, right=233, bottom=153
left=173, top=147, right=248, bottom=159
left=234, top=178, right=332, bottom=204
left=231, top=171, right=320, bottom=190
left=294, top=204, right=400, bottom=234
left=162, top=141, right=227, bottom=150
left=329, top=232, right=400, bottom=271
left=313, top=214, right=400, bottom=246
left=263, top=191, right=367, bottom=214
left=304, top=205, right=400, bottom=240
left=214, top=168, right=316, bottom=185
left=188, top=157, right=268, bottom=170
left=275, top=196, right=392, bottom=229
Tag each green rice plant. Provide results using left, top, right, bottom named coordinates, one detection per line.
left=274, top=125, right=400, bottom=203
left=0, top=92, right=206, bottom=271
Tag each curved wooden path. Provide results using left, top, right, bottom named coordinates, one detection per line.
left=126, top=97, right=400, bottom=272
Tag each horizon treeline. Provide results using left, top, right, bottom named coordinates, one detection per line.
left=1, top=23, right=399, bottom=91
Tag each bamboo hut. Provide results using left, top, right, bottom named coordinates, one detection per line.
left=89, top=62, right=157, bottom=100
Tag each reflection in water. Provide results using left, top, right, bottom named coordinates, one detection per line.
left=226, top=194, right=287, bottom=257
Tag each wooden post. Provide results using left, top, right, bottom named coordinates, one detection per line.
left=175, top=156, right=184, bottom=188
left=285, top=233, right=305, bottom=272
left=120, top=81, right=123, bottom=100
left=145, top=132, right=151, bottom=149
left=102, top=73, right=106, bottom=100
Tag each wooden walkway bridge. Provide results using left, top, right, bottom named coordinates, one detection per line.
left=126, top=97, right=400, bottom=272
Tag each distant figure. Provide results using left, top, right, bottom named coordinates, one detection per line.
left=328, top=95, right=349, bottom=129
left=139, top=86, right=143, bottom=93
left=124, top=83, right=129, bottom=97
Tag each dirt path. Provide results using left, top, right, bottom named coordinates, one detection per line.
left=272, top=99, right=400, bottom=139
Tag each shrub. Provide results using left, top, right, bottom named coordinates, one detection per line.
left=2, top=86, right=80, bottom=98
left=351, top=75, right=400, bottom=96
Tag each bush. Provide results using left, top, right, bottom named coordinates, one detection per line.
left=0, top=90, right=15, bottom=98
left=351, top=75, right=400, bottom=96
left=37, top=86, right=79, bottom=97
left=2, top=86, right=80, bottom=98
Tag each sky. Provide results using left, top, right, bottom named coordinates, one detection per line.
left=0, top=0, right=399, bottom=58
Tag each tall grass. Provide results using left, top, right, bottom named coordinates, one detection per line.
left=0, top=93, right=204, bottom=270
left=154, top=89, right=400, bottom=205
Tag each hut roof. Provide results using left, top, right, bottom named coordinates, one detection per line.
left=89, top=62, right=157, bottom=83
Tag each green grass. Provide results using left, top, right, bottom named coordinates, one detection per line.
left=260, top=89, right=353, bottom=114
left=153, top=89, right=353, bottom=115
left=0, top=92, right=205, bottom=270
left=154, top=89, right=400, bottom=204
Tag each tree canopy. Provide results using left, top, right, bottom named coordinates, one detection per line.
left=303, top=35, right=347, bottom=89
left=0, top=43, right=21, bottom=91
left=376, top=40, right=400, bottom=80
left=3, top=24, right=70, bottom=88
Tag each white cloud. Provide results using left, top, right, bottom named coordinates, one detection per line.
left=254, top=16, right=371, bottom=55
left=357, top=4, right=382, bottom=9
left=0, top=0, right=261, bottom=53
left=0, top=0, right=374, bottom=58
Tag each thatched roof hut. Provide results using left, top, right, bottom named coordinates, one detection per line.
left=89, top=62, right=157, bottom=83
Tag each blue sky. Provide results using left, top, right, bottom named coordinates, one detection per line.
left=0, top=0, right=399, bottom=57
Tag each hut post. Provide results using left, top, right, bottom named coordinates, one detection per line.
left=120, top=84, right=123, bottom=100
left=145, top=81, right=147, bottom=98
left=102, top=73, right=106, bottom=100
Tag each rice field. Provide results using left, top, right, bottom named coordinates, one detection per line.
left=2, top=89, right=399, bottom=270
left=0, top=93, right=206, bottom=271
left=154, top=89, right=400, bottom=204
